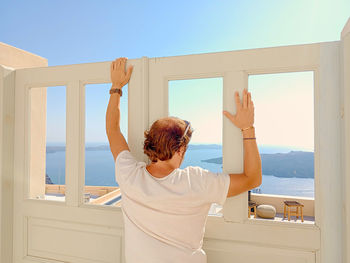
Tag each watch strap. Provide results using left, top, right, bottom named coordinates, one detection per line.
left=109, top=88, right=122, bottom=96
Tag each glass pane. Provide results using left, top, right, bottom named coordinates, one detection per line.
left=248, top=71, right=314, bottom=198
left=29, top=86, right=66, bottom=201
left=169, top=77, right=223, bottom=215
left=83, top=84, right=128, bottom=205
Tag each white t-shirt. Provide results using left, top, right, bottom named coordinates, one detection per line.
left=115, top=150, right=230, bottom=263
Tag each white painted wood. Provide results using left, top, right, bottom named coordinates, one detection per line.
left=203, top=238, right=316, bottom=263
left=0, top=65, right=15, bottom=263
left=341, top=23, right=350, bottom=263
left=13, top=67, right=27, bottom=262
left=318, top=42, right=343, bottom=263
left=205, top=216, right=319, bottom=250
left=313, top=68, right=321, bottom=231
left=27, top=217, right=123, bottom=263
left=0, top=66, right=3, bottom=263
left=66, top=81, right=82, bottom=206
left=0, top=44, right=47, bottom=263
left=13, top=59, right=145, bottom=263
left=10, top=37, right=348, bottom=262
left=222, top=71, right=247, bottom=222
left=27, top=86, right=46, bottom=200
left=126, top=57, right=149, bottom=162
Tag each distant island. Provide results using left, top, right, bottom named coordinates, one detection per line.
left=46, top=145, right=110, bottom=153
left=46, top=144, right=222, bottom=153
left=202, top=151, right=314, bottom=179
left=46, top=145, right=314, bottom=179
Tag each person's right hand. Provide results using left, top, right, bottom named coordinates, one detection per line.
left=223, top=88, right=254, bottom=129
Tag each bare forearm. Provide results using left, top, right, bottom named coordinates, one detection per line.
left=242, top=127, right=262, bottom=183
left=106, top=93, right=121, bottom=134
left=105, top=58, right=132, bottom=160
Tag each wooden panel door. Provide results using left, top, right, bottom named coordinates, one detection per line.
left=12, top=60, right=148, bottom=263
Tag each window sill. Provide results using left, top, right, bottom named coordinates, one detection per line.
left=245, top=212, right=319, bottom=229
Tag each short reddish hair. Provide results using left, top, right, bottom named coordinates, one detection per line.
left=143, top=117, right=193, bottom=163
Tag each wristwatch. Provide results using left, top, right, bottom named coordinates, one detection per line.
left=109, top=88, right=122, bottom=96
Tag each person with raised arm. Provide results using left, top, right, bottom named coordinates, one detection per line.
left=106, top=57, right=262, bottom=263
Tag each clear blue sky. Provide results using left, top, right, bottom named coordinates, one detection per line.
left=2, top=1, right=349, bottom=148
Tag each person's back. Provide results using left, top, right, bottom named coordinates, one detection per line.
left=115, top=149, right=230, bottom=262
left=106, top=57, right=262, bottom=263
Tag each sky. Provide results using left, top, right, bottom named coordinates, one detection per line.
left=169, top=78, right=223, bottom=144
left=2, top=0, right=349, bottom=149
left=249, top=72, right=314, bottom=151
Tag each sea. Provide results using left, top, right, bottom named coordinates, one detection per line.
left=45, top=144, right=314, bottom=198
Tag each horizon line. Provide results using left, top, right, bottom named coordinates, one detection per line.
left=46, top=142, right=314, bottom=150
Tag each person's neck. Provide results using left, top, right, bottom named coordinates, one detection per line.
left=146, top=160, right=178, bottom=178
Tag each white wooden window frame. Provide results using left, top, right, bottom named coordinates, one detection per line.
left=148, top=43, right=326, bottom=224
left=11, top=29, right=350, bottom=261
left=13, top=59, right=148, bottom=262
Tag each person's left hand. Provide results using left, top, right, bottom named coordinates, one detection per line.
left=110, top=57, right=133, bottom=89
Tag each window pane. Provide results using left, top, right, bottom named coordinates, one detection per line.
left=169, top=78, right=223, bottom=171
left=29, top=86, right=66, bottom=201
left=83, top=84, right=128, bottom=205
left=169, top=77, right=223, bottom=215
left=248, top=71, right=314, bottom=198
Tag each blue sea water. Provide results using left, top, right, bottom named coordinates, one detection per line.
left=45, top=144, right=315, bottom=198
